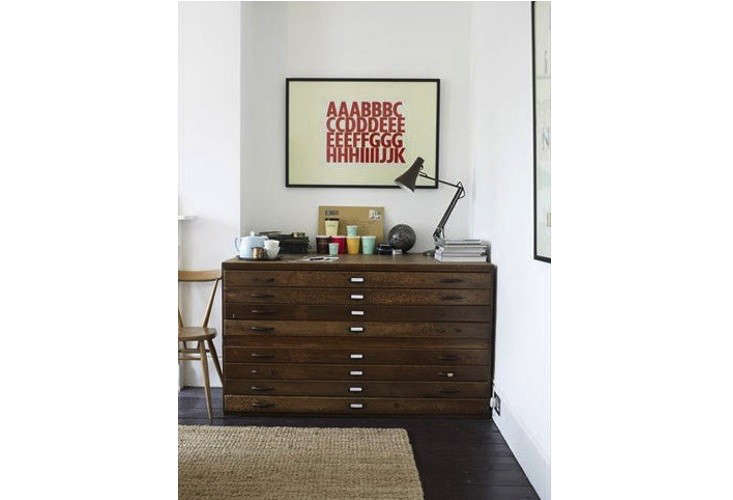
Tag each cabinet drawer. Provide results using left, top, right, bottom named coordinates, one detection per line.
left=225, top=320, right=490, bottom=338
left=227, top=380, right=490, bottom=399
left=225, top=270, right=490, bottom=289
left=224, top=335, right=490, bottom=350
left=225, top=304, right=492, bottom=322
left=225, top=347, right=489, bottom=365
left=225, top=363, right=489, bottom=381
left=225, top=287, right=491, bottom=305
left=224, top=395, right=489, bottom=416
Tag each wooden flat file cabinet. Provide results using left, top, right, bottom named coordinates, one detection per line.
left=222, top=254, right=496, bottom=416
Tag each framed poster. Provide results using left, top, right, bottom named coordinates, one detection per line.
left=532, top=2, right=551, bottom=262
left=286, top=78, right=439, bottom=188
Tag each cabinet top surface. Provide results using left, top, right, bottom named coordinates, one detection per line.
left=223, top=254, right=495, bottom=272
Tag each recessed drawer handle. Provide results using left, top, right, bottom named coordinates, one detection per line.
left=349, top=386, right=363, bottom=392
left=438, top=371, right=455, bottom=378
left=254, top=277, right=275, bottom=283
left=350, top=294, right=364, bottom=300
left=249, top=326, right=274, bottom=332
left=440, top=295, right=464, bottom=301
left=439, top=388, right=461, bottom=394
left=349, top=277, right=365, bottom=283
left=439, top=355, right=459, bottom=361
left=252, top=401, right=275, bottom=408
left=250, top=386, right=273, bottom=392
left=250, top=294, right=275, bottom=299
left=349, top=403, right=364, bottom=409
left=350, top=353, right=364, bottom=360
left=350, top=370, right=363, bottom=376
left=351, top=310, right=365, bottom=316
left=349, top=326, right=364, bottom=333
left=250, top=353, right=274, bottom=359
left=440, top=278, right=463, bottom=283
left=250, top=309, right=274, bottom=314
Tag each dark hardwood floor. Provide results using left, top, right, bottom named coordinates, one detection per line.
left=179, top=387, right=539, bottom=500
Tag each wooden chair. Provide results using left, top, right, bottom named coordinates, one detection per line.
left=178, top=270, right=223, bottom=421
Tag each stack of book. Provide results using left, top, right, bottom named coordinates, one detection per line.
left=434, top=238, right=489, bottom=262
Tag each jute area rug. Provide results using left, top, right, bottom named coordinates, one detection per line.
left=179, top=425, right=424, bottom=499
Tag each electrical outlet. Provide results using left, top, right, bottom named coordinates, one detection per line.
left=490, top=392, right=501, bottom=416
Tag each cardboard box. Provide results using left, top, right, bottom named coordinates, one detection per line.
left=317, top=206, right=385, bottom=244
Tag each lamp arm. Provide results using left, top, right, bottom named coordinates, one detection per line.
left=415, top=171, right=466, bottom=243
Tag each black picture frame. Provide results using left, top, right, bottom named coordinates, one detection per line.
left=532, top=3, right=551, bottom=263
left=286, top=78, right=440, bottom=188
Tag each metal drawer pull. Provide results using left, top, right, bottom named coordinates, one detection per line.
left=439, top=355, right=459, bottom=361
left=439, top=388, right=461, bottom=394
left=351, top=310, right=365, bottom=316
left=438, top=371, right=455, bottom=378
left=250, top=353, right=274, bottom=359
left=350, top=353, right=364, bottom=360
left=350, top=294, right=364, bottom=300
left=250, top=386, right=274, bottom=392
left=440, top=295, right=464, bottom=301
left=349, top=370, right=363, bottom=376
left=250, top=309, right=274, bottom=314
left=250, top=326, right=274, bottom=332
left=440, top=278, right=463, bottom=283
left=350, top=403, right=364, bottom=409
left=349, top=277, right=365, bottom=283
left=349, top=386, right=363, bottom=392
left=349, top=326, right=364, bottom=333
left=252, top=401, right=275, bottom=408
left=250, top=293, right=275, bottom=299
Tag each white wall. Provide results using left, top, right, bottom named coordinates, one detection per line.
left=242, top=1, right=473, bottom=250
left=469, top=3, right=551, bottom=498
left=179, top=1, right=242, bottom=387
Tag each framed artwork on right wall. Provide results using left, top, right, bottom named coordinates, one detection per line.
left=532, top=1, right=551, bottom=262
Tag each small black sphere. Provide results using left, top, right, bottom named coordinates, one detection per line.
left=388, top=224, right=417, bottom=252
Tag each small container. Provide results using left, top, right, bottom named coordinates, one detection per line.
left=252, top=247, right=267, bottom=260
left=328, top=242, right=339, bottom=256
left=361, top=235, right=376, bottom=254
left=332, top=235, right=347, bottom=254
left=346, top=236, right=360, bottom=254
left=346, top=225, right=358, bottom=237
left=316, top=235, right=331, bottom=254
left=325, top=218, right=339, bottom=237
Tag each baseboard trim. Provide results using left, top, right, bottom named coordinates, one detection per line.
left=492, top=390, right=550, bottom=499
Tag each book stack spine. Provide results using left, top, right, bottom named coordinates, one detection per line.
left=434, top=239, right=489, bottom=262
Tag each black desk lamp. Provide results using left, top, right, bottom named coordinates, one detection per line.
left=394, top=157, right=465, bottom=244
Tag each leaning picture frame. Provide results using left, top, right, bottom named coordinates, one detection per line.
left=532, top=2, right=551, bottom=262
left=286, top=78, right=439, bottom=188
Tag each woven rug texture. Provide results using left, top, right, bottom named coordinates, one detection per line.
left=178, top=425, right=424, bottom=499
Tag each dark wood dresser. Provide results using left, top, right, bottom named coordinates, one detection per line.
left=221, top=254, right=496, bottom=416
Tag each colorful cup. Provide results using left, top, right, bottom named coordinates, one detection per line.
left=316, top=235, right=331, bottom=254
left=328, top=242, right=339, bottom=256
left=346, top=225, right=358, bottom=237
left=361, top=235, right=376, bottom=254
left=346, top=236, right=360, bottom=255
left=332, top=235, right=347, bottom=254
left=325, top=218, right=339, bottom=237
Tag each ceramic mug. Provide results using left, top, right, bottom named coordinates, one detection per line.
left=264, top=239, right=280, bottom=260
left=331, top=235, right=347, bottom=254
left=346, top=225, right=358, bottom=237
left=325, top=218, right=339, bottom=237
left=361, top=235, right=376, bottom=254
left=316, top=235, right=331, bottom=254
left=346, top=236, right=360, bottom=255
left=328, top=242, right=339, bottom=256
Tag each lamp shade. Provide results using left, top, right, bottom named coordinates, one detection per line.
left=394, top=157, right=424, bottom=192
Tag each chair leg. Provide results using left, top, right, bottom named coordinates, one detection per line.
left=198, top=340, right=212, bottom=422
left=207, top=339, right=224, bottom=384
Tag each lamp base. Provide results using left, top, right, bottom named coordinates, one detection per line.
left=422, top=248, right=437, bottom=257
